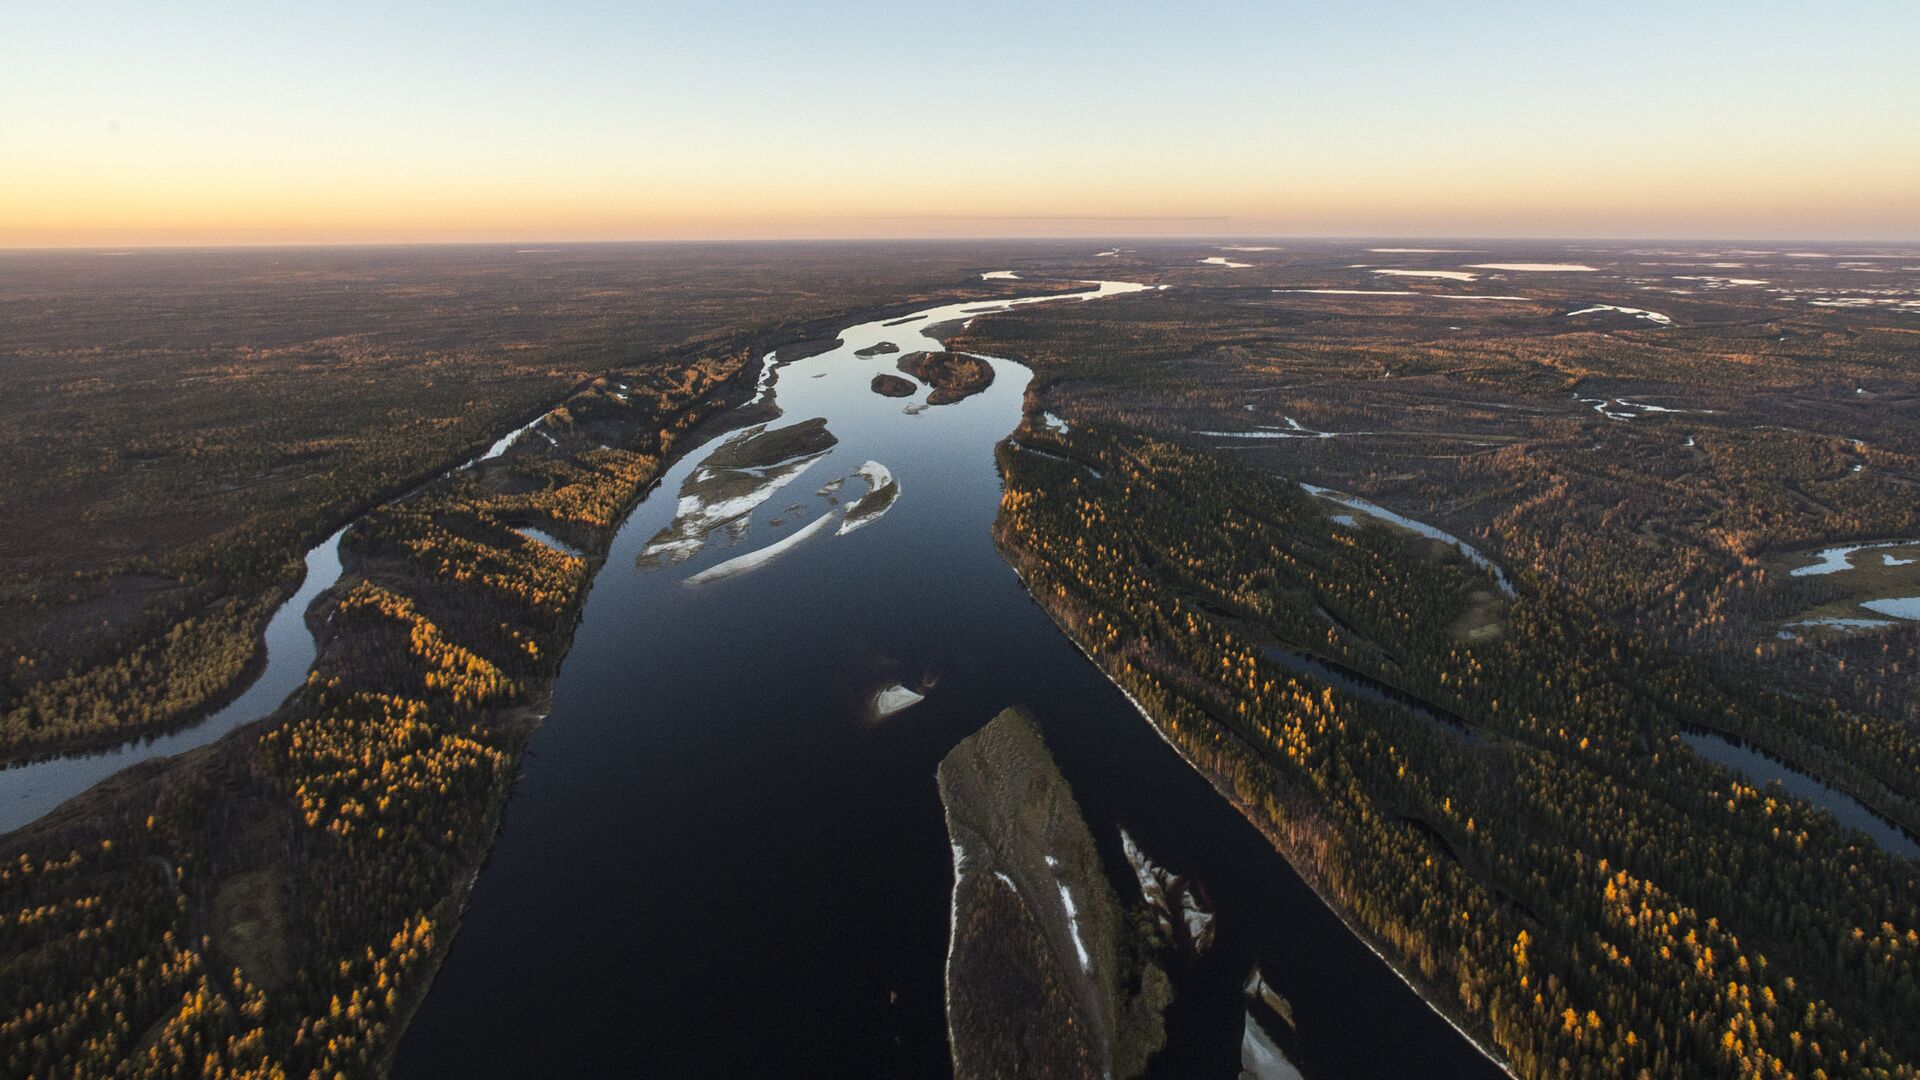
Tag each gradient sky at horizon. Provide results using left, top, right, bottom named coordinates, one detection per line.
left=4, top=1, right=1918, bottom=246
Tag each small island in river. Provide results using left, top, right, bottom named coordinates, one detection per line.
left=870, top=373, right=917, bottom=398
left=636, top=417, right=839, bottom=571
left=898, top=350, right=995, bottom=405
left=937, top=707, right=1170, bottom=1080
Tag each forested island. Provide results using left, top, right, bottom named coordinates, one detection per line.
left=939, top=707, right=1169, bottom=1080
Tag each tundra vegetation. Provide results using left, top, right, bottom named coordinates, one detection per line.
left=954, top=245, right=1920, bottom=730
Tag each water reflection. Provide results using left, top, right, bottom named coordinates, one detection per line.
left=0, top=526, right=348, bottom=835
left=378, top=279, right=1502, bottom=1078
left=1681, top=727, right=1920, bottom=859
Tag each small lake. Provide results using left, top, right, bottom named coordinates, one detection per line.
left=392, top=283, right=1504, bottom=1077
left=1861, top=596, right=1920, bottom=620
left=513, top=525, right=584, bottom=559
left=1787, top=539, right=1920, bottom=577
left=1259, top=645, right=1477, bottom=740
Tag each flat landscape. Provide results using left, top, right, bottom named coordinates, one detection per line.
left=0, top=243, right=1048, bottom=760
left=2, top=239, right=1917, bottom=1078
left=13, top=0, right=1920, bottom=1072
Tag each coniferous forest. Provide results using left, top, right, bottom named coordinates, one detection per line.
left=5, top=241, right=1919, bottom=1078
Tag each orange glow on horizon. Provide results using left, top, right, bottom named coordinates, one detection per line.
left=7, top=4, right=1918, bottom=247
left=8, top=161, right=1918, bottom=247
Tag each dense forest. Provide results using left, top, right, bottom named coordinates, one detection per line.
left=0, top=349, right=752, bottom=1077
left=994, top=419, right=1920, bottom=1078
left=4, top=242, right=1916, bottom=1077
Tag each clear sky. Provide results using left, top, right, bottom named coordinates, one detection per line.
left=4, top=1, right=1917, bottom=246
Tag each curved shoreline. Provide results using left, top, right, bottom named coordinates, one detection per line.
left=9, top=273, right=1506, bottom=1074
left=0, top=526, right=348, bottom=833
left=1001, top=559, right=1517, bottom=1078
left=0, top=286, right=1048, bottom=839
left=391, top=276, right=1163, bottom=1072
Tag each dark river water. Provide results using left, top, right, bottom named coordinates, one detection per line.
left=380, top=281, right=1502, bottom=1078
left=1682, top=727, right=1920, bottom=859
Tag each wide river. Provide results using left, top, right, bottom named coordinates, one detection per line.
left=393, top=282, right=1502, bottom=1078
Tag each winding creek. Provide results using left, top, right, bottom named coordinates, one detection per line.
left=0, top=404, right=593, bottom=834
left=1681, top=728, right=1920, bottom=860
left=1302, top=483, right=1516, bottom=598
left=0, top=526, right=348, bottom=833
left=388, top=283, right=1505, bottom=1077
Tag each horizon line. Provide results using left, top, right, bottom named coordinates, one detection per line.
left=6, top=233, right=1920, bottom=254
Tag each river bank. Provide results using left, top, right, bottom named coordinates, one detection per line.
left=998, top=547, right=1516, bottom=1078
left=0, top=336, right=782, bottom=1076
left=1, top=275, right=1514, bottom=1078
left=393, top=278, right=1500, bottom=1079
left=0, top=284, right=1058, bottom=836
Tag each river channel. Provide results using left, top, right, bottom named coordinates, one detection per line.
left=391, top=281, right=1503, bottom=1078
